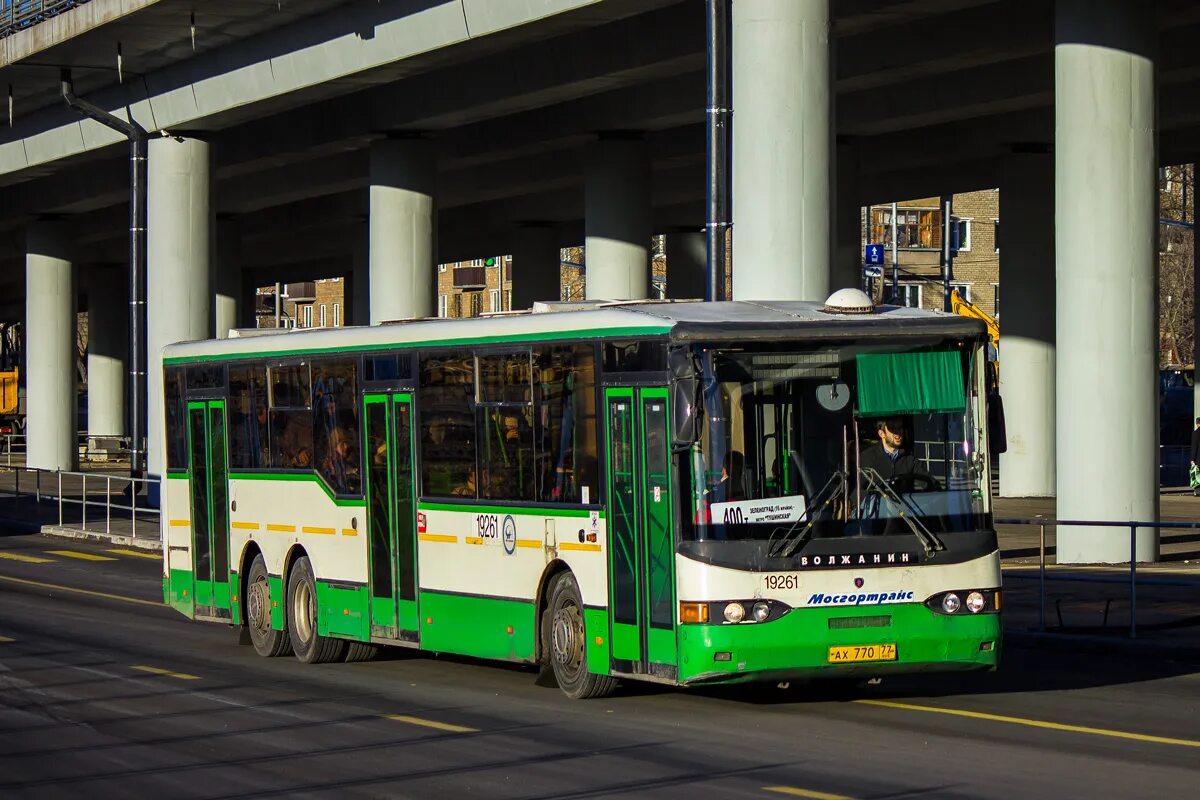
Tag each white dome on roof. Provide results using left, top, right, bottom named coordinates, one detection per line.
left=822, top=288, right=875, bottom=315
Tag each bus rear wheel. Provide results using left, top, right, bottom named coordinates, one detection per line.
left=246, top=554, right=291, bottom=657
left=546, top=572, right=617, bottom=700
left=286, top=556, right=347, bottom=664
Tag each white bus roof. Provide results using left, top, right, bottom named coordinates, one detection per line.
left=164, top=300, right=984, bottom=363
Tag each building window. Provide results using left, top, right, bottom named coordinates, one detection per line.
left=993, top=284, right=1000, bottom=318
left=319, top=304, right=327, bottom=328
left=438, top=295, right=448, bottom=318
left=439, top=263, right=447, bottom=273
left=950, top=283, right=971, bottom=303
left=897, top=283, right=922, bottom=308
left=953, top=219, right=971, bottom=252
left=333, top=303, right=341, bottom=327
left=993, top=219, right=1000, bottom=253
left=471, top=258, right=483, bottom=267
left=505, top=290, right=512, bottom=311
left=452, top=294, right=463, bottom=317
left=490, top=290, right=500, bottom=312
left=870, top=207, right=942, bottom=249
left=302, top=305, right=313, bottom=328
left=469, top=291, right=483, bottom=317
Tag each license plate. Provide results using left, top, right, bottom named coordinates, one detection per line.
left=828, top=643, right=897, bottom=663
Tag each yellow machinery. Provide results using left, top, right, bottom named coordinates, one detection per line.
left=950, top=290, right=999, bottom=350
left=0, top=367, right=17, bottom=417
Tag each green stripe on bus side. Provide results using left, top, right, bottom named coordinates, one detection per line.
left=167, top=568, right=193, bottom=615
left=163, top=325, right=673, bottom=366
left=584, top=607, right=612, bottom=676
left=417, top=501, right=604, bottom=519
left=166, top=471, right=189, bottom=480
left=419, top=591, right=536, bottom=663
left=227, top=471, right=367, bottom=507
left=316, top=581, right=370, bottom=640
left=269, top=575, right=286, bottom=630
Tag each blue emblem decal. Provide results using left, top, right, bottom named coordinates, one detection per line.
left=502, top=515, right=517, bottom=555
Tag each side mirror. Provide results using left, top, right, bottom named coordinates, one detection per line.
left=672, top=376, right=699, bottom=450
left=988, top=391, right=1007, bottom=455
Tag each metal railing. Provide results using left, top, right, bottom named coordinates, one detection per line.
left=998, top=516, right=1200, bottom=639
left=0, top=464, right=159, bottom=539
left=0, top=432, right=131, bottom=466
left=0, top=0, right=90, bottom=38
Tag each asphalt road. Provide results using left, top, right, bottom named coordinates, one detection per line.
left=0, top=532, right=1198, bottom=799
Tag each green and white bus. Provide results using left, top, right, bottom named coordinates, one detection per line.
left=160, top=295, right=1001, bottom=698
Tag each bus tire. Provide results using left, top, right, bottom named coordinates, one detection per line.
left=546, top=572, right=617, bottom=700
left=246, top=554, right=291, bottom=658
left=286, top=556, right=347, bottom=664
left=344, top=641, right=378, bottom=662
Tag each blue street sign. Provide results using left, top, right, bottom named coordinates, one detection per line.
left=864, top=265, right=883, bottom=279
left=865, top=243, right=885, bottom=265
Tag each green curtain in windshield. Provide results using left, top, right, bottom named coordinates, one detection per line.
left=856, top=351, right=966, bottom=416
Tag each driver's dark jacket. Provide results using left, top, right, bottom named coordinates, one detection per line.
left=857, top=444, right=930, bottom=483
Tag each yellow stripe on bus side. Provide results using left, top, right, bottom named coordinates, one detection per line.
left=231, top=521, right=260, bottom=531
left=266, top=523, right=297, bottom=533
left=464, top=536, right=484, bottom=545
left=515, top=539, right=542, bottom=549
left=418, top=533, right=457, bottom=543
left=558, top=542, right=601, bottom=552
left=301, top=526, right=336, bottom=535
left=341, top=528, right=358, bottom=537
left=168, top=519, right=191, bottom=527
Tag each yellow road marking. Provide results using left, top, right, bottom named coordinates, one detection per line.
left=515, top=538, right=541, bottom=549
left=301, top=526, right=336, bottom=535
left=168, top=519, right=191, bottom=527
left=266, top=523, right=296, bottom=533
left=341, top=528, right=358, bottom=537
left=231, top=521, right=260, bottom=531
left=558, top=542, right=601, bottom=552
left=132, top=665, right=200, bottom=681
left=46, top=550, right=117, bottom=562
left=464, top=536, right=484, bottom=545
left=108, top=549, right=160, bottom=560
left=384, top=714, right=477, bottom=733
left=764, top=787, right=852, bottom=800
left=855, top=699, right=1200, bottom=749
left=0, top=574, right=163, bottom=607
left=0, top=635, right=13, bottom=643
left=0, top=552, right=54, bottom=563
left=418, top=534, right=457, bottom=543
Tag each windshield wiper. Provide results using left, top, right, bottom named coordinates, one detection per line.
left=768, top=470, right=846, bottom=558
left=858, top=467, right=945, bottom=557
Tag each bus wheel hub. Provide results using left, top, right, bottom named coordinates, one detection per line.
left=552, top=607, right=581, bottom=666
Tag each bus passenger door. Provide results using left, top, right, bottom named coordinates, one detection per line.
left=364, top=393, right=420, bottom=642
left=605, top=387, right=677, bottom=677
left=186, top=399, right=233, bottom=620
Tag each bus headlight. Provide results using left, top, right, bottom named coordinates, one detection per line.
left=966, top=591, right=986, bottom=613
left=752, top=602, right=770, bottom=622
left=723, top=602, right=746, bottom=623
left=941, top=593, right=961, bottom=614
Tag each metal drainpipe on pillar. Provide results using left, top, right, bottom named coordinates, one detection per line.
left=941, top=195, right=954, bottom=312
left=60, top=70, right=147, bottom=480
left=705, top=0, right=732, bottom=302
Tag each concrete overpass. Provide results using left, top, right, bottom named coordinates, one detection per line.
left=3, top=0, right=1197, bottom=562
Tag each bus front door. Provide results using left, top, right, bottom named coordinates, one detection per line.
left=604, top=387, right=677, bottom=678
left=186, top=399, right=233, bottom=621
left=363, top=393, right=419, bottom=642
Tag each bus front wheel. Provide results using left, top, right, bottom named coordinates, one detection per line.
left=546, top=572, right=617, bottom=700
left=246, top=554, right=291, bottom=658
left=286, top=556, right=347, bottom=664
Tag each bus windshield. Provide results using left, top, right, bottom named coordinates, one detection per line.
left=678, top=337, right=990, bottom=545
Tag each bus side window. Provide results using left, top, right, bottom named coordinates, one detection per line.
left=420, top=352, right=477, bottom=498
left=228, top=366, right=269, bottom=469
left=533, top=344, right=598, bottom=504
left=164, top=366, right=188, bottom=470
left=311, top=359, right=361, bottom=496
left=267, top=363, right=313, bottom=470
left=477, top=351, right=534, bottom=502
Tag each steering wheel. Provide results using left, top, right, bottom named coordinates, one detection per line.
left=887, top=473, right=939, bottom=493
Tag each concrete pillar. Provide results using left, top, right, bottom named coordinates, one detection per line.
left=370, top=138, right=436, bottom=323
left=999, top=154, right=1055, bottom=498
left=85, top=266, right=127, bottom=440
left=511, top=224, right=560, bottom=308
left=213, top=219, right=240, bottom=338
left=834, top=144, right=863, bottom=293
left=1056, top=0, right=1158, bottom=562
left=25, top=222, right=77, bottom=471
left=147, top=136, right=212, bottom=479
left=351, top=226, right=370, bottom=325
left=665, top=229, right=706, bottom=300
left=732, top=0, right=833, bottom=301
left=584, top=135, right=651, bottom=300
